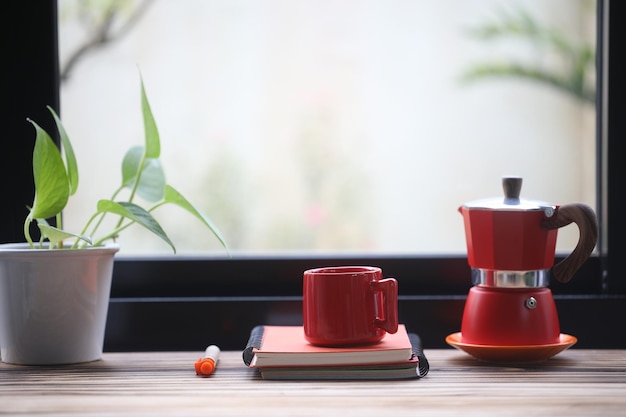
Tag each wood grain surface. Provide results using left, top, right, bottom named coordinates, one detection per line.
left=1, top=349, right=625, bottom=416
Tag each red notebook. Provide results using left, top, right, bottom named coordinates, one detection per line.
left=243, top=325, right=414, bottom=368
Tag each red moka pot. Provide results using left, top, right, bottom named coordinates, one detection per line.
left=457, top=177, right=598, bottom=348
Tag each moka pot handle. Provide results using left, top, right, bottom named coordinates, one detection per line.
left=542, top=203, right=598, bottom=283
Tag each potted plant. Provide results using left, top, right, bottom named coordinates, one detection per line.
left=0, top=74, right=228, bottom=365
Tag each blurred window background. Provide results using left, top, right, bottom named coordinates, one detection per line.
left=58, top=0, right=596, bottom=256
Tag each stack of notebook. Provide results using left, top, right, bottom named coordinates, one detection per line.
left=242, top=324, right=429, bottom=380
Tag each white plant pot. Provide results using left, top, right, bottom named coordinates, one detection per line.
left=0, top=243, right=119, bottom=365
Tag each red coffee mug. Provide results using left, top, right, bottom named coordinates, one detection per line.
left=303, top=266, right=398, bottom=346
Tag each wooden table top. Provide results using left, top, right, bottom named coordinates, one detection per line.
left=1, top=349, right=626, bottom=416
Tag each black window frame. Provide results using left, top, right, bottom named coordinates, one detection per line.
left=2, top=0, right=624, bottom=351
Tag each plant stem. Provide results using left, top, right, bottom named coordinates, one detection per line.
left=55, top=212, right=63, bottom=249
left=86, top=185, right=125, bottom=240
left=23, top=216, right=34, bottom=249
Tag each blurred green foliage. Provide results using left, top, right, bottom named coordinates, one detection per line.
left=461, top=4, right=595, bottom=105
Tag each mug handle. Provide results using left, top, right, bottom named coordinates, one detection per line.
left=371, top=278, right=399, bottom=334
left=542, top=203, right=598, bottom=283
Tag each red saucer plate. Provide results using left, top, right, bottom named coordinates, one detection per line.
left=445, top=332, right=577, bottom=363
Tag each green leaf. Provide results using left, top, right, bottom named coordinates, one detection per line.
left=121, top=146, right=143, bottom=185
left=28, top=120, right=70, bottom=220
left=164, top=185, right=229, bottom=251
left=121, top=146, right=166, bottom=201
left=47, top=106, right=79, bottom=196
left=37, top=221, right=92, bottom=247
left=140, top=75, right=160, bottom=158
left=97, top=200, right=175, bottom=252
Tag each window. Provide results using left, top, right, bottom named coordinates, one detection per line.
left=3, top=0, right=625, bottom=352
left=58, top=0, right=596, bottom=257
